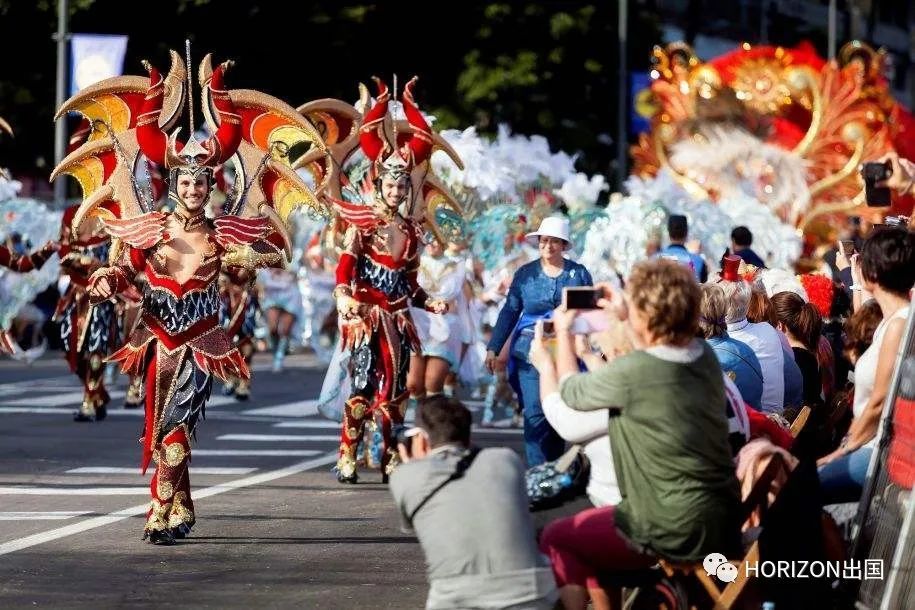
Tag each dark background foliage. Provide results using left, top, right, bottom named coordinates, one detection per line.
left=0, top=0, right=662, bottom=188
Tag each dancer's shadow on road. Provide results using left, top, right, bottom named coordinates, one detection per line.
left=202, top=514, right=377, bottom=522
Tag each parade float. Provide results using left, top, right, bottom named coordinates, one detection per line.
left=586, top=40, right=915, bottom=278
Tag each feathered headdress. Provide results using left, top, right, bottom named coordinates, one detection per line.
left=51, top=42, right=328, bottom=261
left=358, top=77, right=433, bottom=183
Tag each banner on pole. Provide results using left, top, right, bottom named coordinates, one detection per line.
left=69, top=34, right=128, bottom=96
left=630, top=72, right=654, bottom=135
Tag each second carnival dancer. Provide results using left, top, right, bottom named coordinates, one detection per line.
left=55, top=205, right=120, bottom=421
left=220, top=267, right=258, bottom=400
left=328, top=78, right=449, bottom=483
left=55, top=45, right=326, bottom=544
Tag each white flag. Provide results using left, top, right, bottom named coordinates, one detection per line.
left=70, top=34, right=129, bottom=95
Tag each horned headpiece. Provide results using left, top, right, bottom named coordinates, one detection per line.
left=358, top=76, right=433, bottom=183
left=136, top=42, right=241, bottom=206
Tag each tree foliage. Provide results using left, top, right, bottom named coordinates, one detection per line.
left=0, top=1, right=660, bottom=184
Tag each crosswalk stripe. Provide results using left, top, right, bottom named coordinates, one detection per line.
left=217, top=434, right=339, bottom=442
left=1, top=390, right=125, bottom=407
left=0, top=452, right=338, bottom=556
left=66, top=467, right=257, bottom=475
left=0, top=394, right=236, bottom=413
left=272, top=420, right=522, bottom=435
left=472, top=425, right=523, bottom=435
left=273, top=420, right=340, bottom=429
left=0, top=407, right=143, bottom=416
left=0, top=511, right=93, bottom=521
left=241, top=400, right=317, bottom=417
left=193, top=449, right=322, bottom=457
left=203, top=394, right=237, bottom=408
left=0, top=486, right=149, bottom=495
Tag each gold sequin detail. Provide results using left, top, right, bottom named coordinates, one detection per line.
left=145, top=499, right=171, bottom=532
left=351, top=402, right=366, bottom=420
left=164, top=443, right=186, bottom=467
left=156, top=479, right=174, bottom=500
left=346, top=426, right=359, bottom=440
left=167, top=491, right=194, bottom=528
left=336, top=454, right=357, bottom=477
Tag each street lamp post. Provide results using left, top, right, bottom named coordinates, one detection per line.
left=616, top=0, right=628, bottom=190
left=53, top=0, right=68, bottom=207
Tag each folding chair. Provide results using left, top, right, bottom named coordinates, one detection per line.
left=789, top=405, right=812, bottom=438
left=656, top=453, right=789, bottom=609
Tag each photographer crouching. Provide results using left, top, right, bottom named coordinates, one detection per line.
left=389, top=396, right=558, bottom=609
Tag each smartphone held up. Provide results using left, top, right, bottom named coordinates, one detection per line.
left=862, top=161, right=892, bottom=207
left=562, top=286, right=604, bottom=310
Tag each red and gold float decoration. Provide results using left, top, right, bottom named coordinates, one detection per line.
left=632, top=40, right=915, bottom=245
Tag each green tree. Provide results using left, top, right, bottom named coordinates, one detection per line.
left=0, top=1, right=659, bottom=191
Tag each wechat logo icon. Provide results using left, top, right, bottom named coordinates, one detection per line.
left=704, top=552, right=738, bottom=583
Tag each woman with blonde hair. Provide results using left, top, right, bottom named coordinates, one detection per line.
left=530, top=259, right=740, bottom=610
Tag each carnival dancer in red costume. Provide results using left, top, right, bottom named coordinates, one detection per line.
left=53, top=43, right=327, bottom=544
left=220, top=267, right=258, bottom=400
left=325, top=78, right=452, bottom=483
left=53, top=207, right=120, bottom=421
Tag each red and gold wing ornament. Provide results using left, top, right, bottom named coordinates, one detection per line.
left=51, top=50, right=187, bottom=237
left=198, top=55, right=328, bottom=261
left=296, top=77, right=465, bottom=247
left=295, top=86, right=368, bottom=201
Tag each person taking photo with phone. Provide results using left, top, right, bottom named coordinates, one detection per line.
left=485, top=216, right=593, bottom=466
left=530, top=258, right=740, bottom=610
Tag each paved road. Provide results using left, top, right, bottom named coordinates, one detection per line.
left=0, top=352, right=525, bottom=608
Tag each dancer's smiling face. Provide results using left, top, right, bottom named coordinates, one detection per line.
left=380, top=175, right=409, bottom=209
left=176, top=173, right=210, bottom=213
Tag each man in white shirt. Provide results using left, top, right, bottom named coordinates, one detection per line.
left=720, top=269, right=786, bottom=413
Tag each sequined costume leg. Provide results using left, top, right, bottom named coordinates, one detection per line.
left=377, top=331, right=412, bottom=477
left=337, top=340, right=377, bottom=481
left=233, top=338, right=255, bottom=399
left=64, top=295, right=115, bottom=421
left=141, top=346, right=211, bottom=541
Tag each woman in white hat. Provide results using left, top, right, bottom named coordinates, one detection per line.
left=485, top=216, right=594, bottom=466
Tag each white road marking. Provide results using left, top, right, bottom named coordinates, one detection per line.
left=0, top=393, right=234, bottom=414
left=273, top=420, right=341, bottom=429
left=0, top=486, right=149, bottom=496
left=272, top=419, right=522, bottom=434
left=0, top=511, right=94, bottom=521
left=216, top=434, right=339, bottom=442
left=0, top=407, right=142, bottom=416
left=1, top=391, right=125, bottom=407
left=472, top=425, right=523, bottom=435
left=192, top=449, right=322, bottom=457
left=241, top=400, right=317, bottom=417
left=0, top=452, right=338, bottom=556
left=203, top=394, right=237, bottom=408
left=66, top=467, right=257, bottom=476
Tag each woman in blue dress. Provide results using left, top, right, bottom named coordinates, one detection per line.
left=485, top=217, right=593, bottom=465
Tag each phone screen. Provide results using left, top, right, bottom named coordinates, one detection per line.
left=564, top=287, right=601, bottom=310
left=862, top=162, right=892, bottom=207
left=840, top=240, right=855, bottom=257
left=541, top=321, right=555, bottom=335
